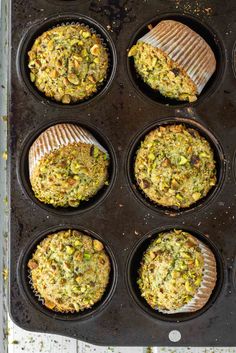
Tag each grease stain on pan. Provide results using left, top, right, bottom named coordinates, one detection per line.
left=89, top=0, right=136, bottom=36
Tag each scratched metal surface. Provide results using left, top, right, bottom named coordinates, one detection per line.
left=1, top=0, right=236, bottom=352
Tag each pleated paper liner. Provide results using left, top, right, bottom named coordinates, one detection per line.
left=158, top=235, right=217, bottom=314
left=138, top=20, right=216, bottom=95
left=28, top=269, right=83, bottom=314
left=28, top=123, right=108, bottom=178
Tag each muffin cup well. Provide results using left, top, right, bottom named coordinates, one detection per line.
left=29, top=123, right=108, bottom=178
left=17, top=14, right=117, bottom=108
left=126, top=226, right=224, bottom=323
left=18, top=119, right=117, bottom=216
left=138, top=20, right=216, bottom=95
left=17, top=225, right=118, bottom=321
left=126, top=117, right=225, bottom=217
left=127, top=13, right=225, bottom=107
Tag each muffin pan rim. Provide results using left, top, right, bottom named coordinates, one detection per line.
left=125, top=225, right=226, bottom=323
left=43, top=0, right=81, bottom=4
left=125, top=116, right=226, bottom=217
left=126, top=11, right=227, bottom=108
left=17, top=224, right=118, bottom=321
left=16, top=12, right=118, bottom=109
left=17, top=118, right=118, bottom=216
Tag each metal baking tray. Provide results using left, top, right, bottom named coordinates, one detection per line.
left=9, top=0, right=236, bottom=347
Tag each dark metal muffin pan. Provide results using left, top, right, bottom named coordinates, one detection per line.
left=9, top=0, right=236, bottom=347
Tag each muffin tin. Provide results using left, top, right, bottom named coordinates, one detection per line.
left=9, top=0, right=236, bottom=347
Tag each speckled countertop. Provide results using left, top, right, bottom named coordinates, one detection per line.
left=1, top=0, right=236, bottom=352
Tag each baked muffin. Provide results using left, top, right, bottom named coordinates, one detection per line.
left=138, top=230, right=217, bottom=313
left=28, top=24, right=109, bottom=103
left=28, top=230, right=111, bottom=312
left=29, top=124, right=109, bottom=208
left=128, top=20, right=216, bottom=102
left=134, top=124, right=216, bottom=208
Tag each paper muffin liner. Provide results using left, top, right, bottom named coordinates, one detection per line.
left=29, top=123, right=108, bottom=178
left=158, top=237, right=217, bottom=314
left=28, top=270, right=76, bottom=313
left=138, top=20, right=216, bottom=94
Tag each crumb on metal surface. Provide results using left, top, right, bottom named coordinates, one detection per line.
left=174, top=0, right=213, bottom=17
left=3, top=195, right=8, bottom=205
left=2, top=151, right=7, bottom=160
left=2, top=267, right=8, bottom=281
left=106, top=24, right=113, bottom=32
